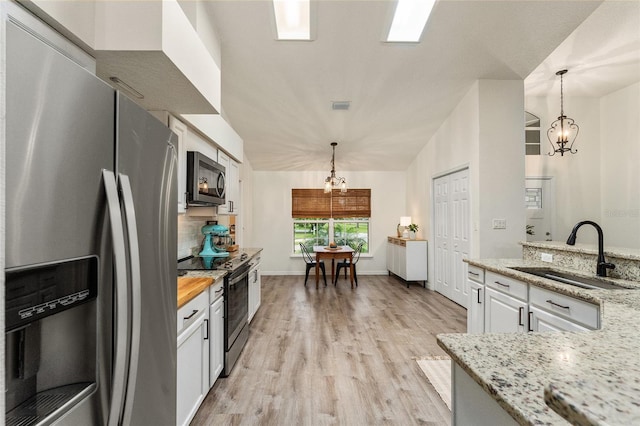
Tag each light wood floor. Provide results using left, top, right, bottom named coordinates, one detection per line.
left=192, top=274, right=467, bottom=425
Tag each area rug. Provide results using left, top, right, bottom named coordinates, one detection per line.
left=416, top=356, right=452, bottom=410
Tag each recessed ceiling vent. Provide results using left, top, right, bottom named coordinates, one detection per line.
left=331, top=101, right=351, bottom=111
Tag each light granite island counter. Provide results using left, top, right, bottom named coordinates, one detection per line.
left=437, top=242, right=640, bottom=426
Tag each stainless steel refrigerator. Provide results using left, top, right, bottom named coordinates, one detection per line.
left=4, top=7, right=177, bottom=425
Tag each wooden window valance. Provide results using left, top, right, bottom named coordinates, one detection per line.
left=292, top=189, right=371, bottom=218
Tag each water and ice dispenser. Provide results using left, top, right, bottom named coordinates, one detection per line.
left=5, top=256, right=99, bottom=425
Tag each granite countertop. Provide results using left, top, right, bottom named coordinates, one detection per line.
left=437, top=258, right=640, bottom=425
left=176, top=248, right=262, bottom=309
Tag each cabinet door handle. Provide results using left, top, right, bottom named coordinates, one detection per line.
left=204, top=319, right=209, bottom=340
left=183, top=309, right=198, bottom=321
left=546, top=299, right=570, bottom=310
left=477, top=288, right=482, bottom=304
left=184, top=192, right=189, bottom=209
left=518, top=307, right=524, bottom=326
left=528, top=311, right=533, bottom=332
left=494, top=280, right=510, bottom=288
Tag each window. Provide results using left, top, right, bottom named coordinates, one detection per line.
left=292, top=189, right=370, bottom=254
left=525, top=111, right=541, bottom=155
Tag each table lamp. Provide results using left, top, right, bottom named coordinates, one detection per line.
left=400, top=216, right=411, bottom=238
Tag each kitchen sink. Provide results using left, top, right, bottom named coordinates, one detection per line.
left=509, top=267, right=634, bottom=290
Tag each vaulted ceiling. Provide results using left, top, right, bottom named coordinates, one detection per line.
left=203, top=0, right=639, bottom=172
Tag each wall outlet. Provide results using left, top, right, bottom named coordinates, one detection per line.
left=492, top=219, right=507, bottom=229
left=541, top=253, right=553, bottom=263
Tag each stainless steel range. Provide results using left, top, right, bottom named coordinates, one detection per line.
left=178, top=252, right=251, bottom=376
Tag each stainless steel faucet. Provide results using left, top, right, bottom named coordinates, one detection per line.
left=566, top=220, right=615, bottom=277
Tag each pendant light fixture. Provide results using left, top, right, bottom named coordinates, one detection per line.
left=547, top=69, right=579, bottom=156
left=324, top=142, right=347, bottom=193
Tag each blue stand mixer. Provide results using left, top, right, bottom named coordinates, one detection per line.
left=199, top=224, right=231, bottom=258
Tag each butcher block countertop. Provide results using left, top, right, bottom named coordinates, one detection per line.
left=177, top=270, right=226, bottom=308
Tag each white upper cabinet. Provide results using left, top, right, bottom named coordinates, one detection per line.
left=168, top=116, right=188, bottom=213
left=216, top=151, right=240, bottom=215
left=180, top=114, right=243, bottom=163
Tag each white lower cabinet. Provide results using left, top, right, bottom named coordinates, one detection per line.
left=484, top=271, right=528, bottom=333
left=485, top=287, right=528, bottom=333
left=529, top=306, right=591, bottom=332
left=248, top=256, right=261, bottom=323
left=176, top=292, right=209, bottom=426
left=471, top=267, right=599, bottom=334
left=467, top=266, right=485, bottom=334
left=529, top=285, right=598, bottom=332
left=209, top=294, right=224, bottom=387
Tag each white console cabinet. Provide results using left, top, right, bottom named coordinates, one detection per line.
left=386, top=237, right=428, bottom=287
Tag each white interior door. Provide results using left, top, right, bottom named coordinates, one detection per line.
left=434, top=168, right=470, bottom=308
left=525, top=177, right=555, bottom=242
left=451, top=171, right=470, bottom=306
left=434, top=176, right=451, bottom=299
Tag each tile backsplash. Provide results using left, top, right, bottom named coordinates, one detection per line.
left=178, top=215, right=208, bottom=259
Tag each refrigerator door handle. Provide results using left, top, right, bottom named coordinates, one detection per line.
left=102, top=170, right=129, bottom=426
left=118, top=174, right=142, bottom=426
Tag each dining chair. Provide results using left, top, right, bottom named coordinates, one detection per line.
left=335, top=242, right=363, bottom=287
left=300, top=243, right=327, bottom=287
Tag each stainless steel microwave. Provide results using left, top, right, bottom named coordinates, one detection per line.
left=186, top=151, right=226, bottom=206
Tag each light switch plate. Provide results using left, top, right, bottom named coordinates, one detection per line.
left=492, top=219, right=507, bottom=229
left=541, top=253, right=553, bottom=263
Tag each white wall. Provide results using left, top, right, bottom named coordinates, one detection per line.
left=408, top=80, right=525, bottom=286
left=600, top=82, right=640, bottom=248
left=241, top=153, right=254, bottom=248
left=252, top=170, right=406, bottom=275
left=525, top=95, right=602, bottom=245
left=477, top=80, right=526, bottom=258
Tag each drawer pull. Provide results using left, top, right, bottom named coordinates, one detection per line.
left=494, top=280, right=510, bottom=288
left=546, top=299, right=570, bottom=310
left=469, top=271, right=480, bottom=276
left=214, top=287, right=223, bottom=294
left=183, top=309, right=198, bottom=321
left=518, top=307, right=524, bottom=326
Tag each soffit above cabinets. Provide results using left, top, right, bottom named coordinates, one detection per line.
left=24, top=0, right=221, bottom=115
left=93, top=0, right=221, bottom=114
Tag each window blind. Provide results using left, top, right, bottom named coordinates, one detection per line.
left=291, top=189, right=371, bottom=218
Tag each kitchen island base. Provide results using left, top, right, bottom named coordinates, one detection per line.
left=453, top=363, right=518, bottom=426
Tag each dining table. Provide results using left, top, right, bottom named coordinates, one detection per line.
left=313, top=245, right=355, bottom=289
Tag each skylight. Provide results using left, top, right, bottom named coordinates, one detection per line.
left=273, top=0, right=311, bottom=40
left=387, top=0, right=436, bottom=43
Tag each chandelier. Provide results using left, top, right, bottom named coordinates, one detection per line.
left=324, top=142, right=347, bottom=193
left=547, top=69, right=579, bottom=156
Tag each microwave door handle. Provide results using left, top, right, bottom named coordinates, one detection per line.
left=217, top=171, right=226, bottom=198
left=102, top=170, right=129, bottom=426
left=118, top=174, right=142, bottom=426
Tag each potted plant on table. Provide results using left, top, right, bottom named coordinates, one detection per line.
left=408, top=223, right=419, bottom=239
